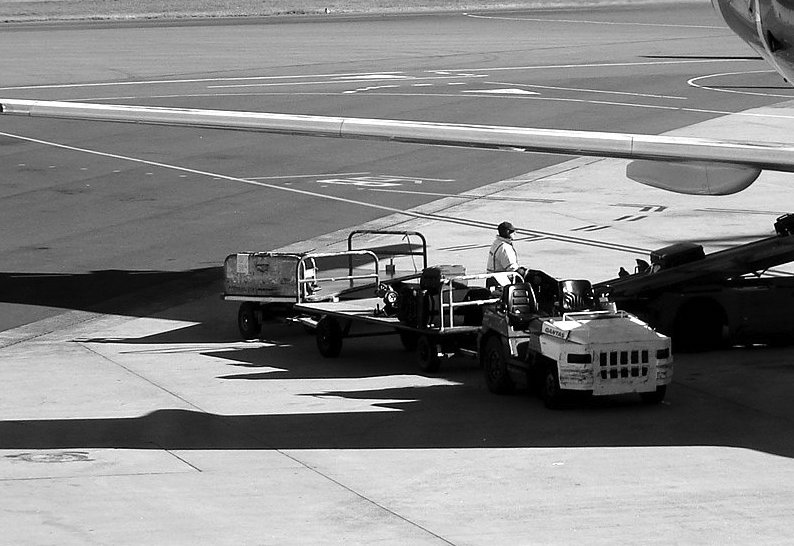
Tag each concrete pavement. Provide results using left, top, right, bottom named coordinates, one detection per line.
left=1, top=100, right=793, bottom=544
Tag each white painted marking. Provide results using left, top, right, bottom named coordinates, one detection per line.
left=343, top=85, right=400, bottom=94
left=339, top=74, right=410, bottom=80
left=463, top=88, right=540, bottom=95
left=0, top=130, right=467, bottom=226
left=444, top=59, right=759, bottom=74
left=0, top=130, right=654, bottom=254
left=209, top=79, right=405, bottom=90
left=0, top=71, right=408, bottom=91
left=464, top=13, right=724, bottom=30
left=246, top=172, right=370, bottom=181
left=688, top=70, right=794, bottom=98
left=369, top=188, right=561, bottom=203
left=412, top=84, right=433, bottom=87
left=0, top=61, right=748, bottom=94
left=208, top=74, right=487, bottom=89
left=314, top=175, right=444, bottom=187
left=76, top=90, right=794, bottom=123
left=485, top=81, right=687, bottom=100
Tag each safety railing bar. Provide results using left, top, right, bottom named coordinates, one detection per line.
left=299, top=273, right=379, bottom=284
left=435, top=270, right=526, bottom=331
left=441, top=298, right=501, bottom=308
left=296, top=250, right=380, bottom=303
left=347, top=230, right=429, bottom=274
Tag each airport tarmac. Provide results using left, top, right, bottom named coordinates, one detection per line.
left=1, top=4, right=793, bottom=544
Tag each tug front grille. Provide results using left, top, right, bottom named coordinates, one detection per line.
left=598, top=349, right=650, bottom=380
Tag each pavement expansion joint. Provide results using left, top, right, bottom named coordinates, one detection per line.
left=280, top=450, right=458, bottom=545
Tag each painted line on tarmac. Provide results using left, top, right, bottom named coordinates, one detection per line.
left=0, top=310, right=101, bottom=350
left=0, top=60, right=751, bottom=93
left=244, top=171, right=370, bottom=181
left=688, top=70, right=794, bottom=99
left=370, top=188, right=562, bottom=203
left=0, top=130, right=649, bottom=255
left=445, top=58, right=758, bottom=73
left=207, top=74, right=487, bottom=89
left=484, top=80, right=687, bottom=100
left=463, top=12, right=725, bottom=30
left=0, top=71, right=408, bottom=91
left=74, top=90, right=794, bottom=124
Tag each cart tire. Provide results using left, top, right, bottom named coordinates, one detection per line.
left=640, top=385, right=667, bottom=405
left=399, top=331, right=419, bottom=351
left=483, top=336, right=514, bottom=394
left=417, top=335, right=441, bottom=373
left=316, top=316, right=343, bottom=358
left=238, top=303, right=261, bottom=340
left=541, top=361, right=564, bottom=409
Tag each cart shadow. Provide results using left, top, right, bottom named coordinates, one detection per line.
left=1, top=376, right=792, bottom=457
left=5, top=270, right=791, bottom=458
left=0, top=268, right=221, bottom=321
left=6, top=318, right=794, bottom=458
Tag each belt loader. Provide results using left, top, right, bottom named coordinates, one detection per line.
left=595, top=214, right=794, bottom=351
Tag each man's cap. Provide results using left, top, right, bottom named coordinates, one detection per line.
left=498, top=221, right=516, bottom=232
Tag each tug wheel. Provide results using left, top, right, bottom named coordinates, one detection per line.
left=316, top=316, right=343, bottom=358
left=482, top=336, right=514, bottom=394
left=540, top=361, right=564, bottom=409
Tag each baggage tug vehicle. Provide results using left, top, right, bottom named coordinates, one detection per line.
left=478, top=276, right=672, bottom=408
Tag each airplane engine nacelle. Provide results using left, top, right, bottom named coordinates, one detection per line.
left=713, top=0, right=794, bottom=83
left=626, top=160, right=762, bottom=195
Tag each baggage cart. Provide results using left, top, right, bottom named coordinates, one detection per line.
left=294, top=270, right=523, bottom=372
left=223, top=230, right=428, bottom=338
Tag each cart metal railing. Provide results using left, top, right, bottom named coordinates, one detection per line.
left=347, top=230, right=428, bottom=280
left=436, top=271, right=524, bottom=332
left=296, top=250, right=380, bottom=303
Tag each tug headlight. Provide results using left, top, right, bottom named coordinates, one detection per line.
left=566, top=353, right=592, bottom=364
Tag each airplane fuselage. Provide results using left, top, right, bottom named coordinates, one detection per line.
left=713, top=0, right=794, bottom=81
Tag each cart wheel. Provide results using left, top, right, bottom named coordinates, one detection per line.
left=316, top=316, right=343, bottom=358
left=483, top=336, right=514, bottom=394
left=640, top=385, right=667, bottom=405
left=417, top=335, right=441, bottom=373
left=541, top=361, right=564, bottom=409
left=399, top=331, right=419, bottom=351
left=238, top=302, right=261, bottom=340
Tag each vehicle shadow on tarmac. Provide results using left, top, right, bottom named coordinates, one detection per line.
left=2, top=272, right=792, bottom=458
left=0, top=268, right=221, bottom=326
left=2, top=323, right=793, bottom=458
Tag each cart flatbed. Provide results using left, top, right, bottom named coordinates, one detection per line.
left=293, top=271, right=520, bottom=372
left=294, top=297, right=484, bottom=336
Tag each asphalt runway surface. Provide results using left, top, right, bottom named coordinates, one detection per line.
left=1, top=4, right=794, bottom=544
left=1, top=3, right=792, bottom=330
